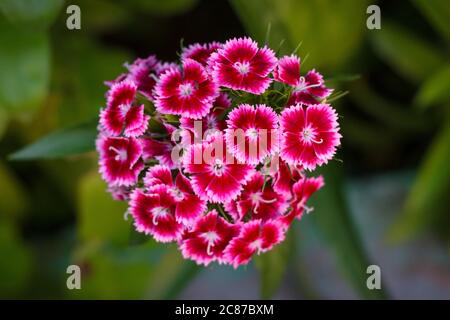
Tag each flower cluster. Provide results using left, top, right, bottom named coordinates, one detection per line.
left=97, top=37, right=341, bottom=268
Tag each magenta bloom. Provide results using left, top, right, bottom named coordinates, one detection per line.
left=280, top=176, right=324, bottom=227
left=180, top=92, right=230, bottom=145
left=180, top=210, right=240, bottom=266
left=154, top=59, right=218, bottom=119
left=100, top=80, right=150, bottom=137
left=224, top=220, right=285, bottom=268
left=143, top=165, right=206, bottom=225
left=209, top=37, right=276, bottom=94
left=129, top=185, right=183, bottom=242
left=273, top=159, right=303, bottom=197
left=183, top=133, right=253, bottom=203
left=98, top=136, right=144, bottom=186
left=181, top=42, right=222, bottom=66
left=288, top=69, right=333, bottom=106
left=273, top=54, right=301, bottom=86
left=225, top=104, right=279, bottom=164
left=280, top=103, right=341, bottom=170
left=225, top=171, right=288, bottom=222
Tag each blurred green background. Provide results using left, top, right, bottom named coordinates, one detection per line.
left=0, top=0, right=449, bottom=299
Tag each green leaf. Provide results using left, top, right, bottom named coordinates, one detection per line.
left=254, top=229, right=294, bottom=299
left=0, top=19, right=50, bottom=114
left=414, top=64, right=450, bottom=109
left=412, top=0, right=450, bottom=42
left=310, top=163, right=387, bottom=299
left=78, top=171, right=130, bottom=246
left=230, top=0, right=369, bottom=71
left=370, top=21, right=445, bottom=83
left=389, top=117, right=450, bottom=242
left=9, top=119, right=97, bottom=160
left=0, top=0, right=64, bottom=30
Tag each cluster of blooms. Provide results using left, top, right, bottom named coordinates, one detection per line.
left=96, top=38, right=341, bottom=268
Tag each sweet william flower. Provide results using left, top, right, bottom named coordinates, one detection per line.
left=143, top=165, right=206, bottom=225
left=181, top=42, right=222, bottom=66
left=129, top=184, right=184, bottom=242
left=154, top=58, right=218, bottom=119
left=224, top=220, right=285, bottom=268
left=273, top=54, right=301, bottom=86
left=180, top=210, right=240, bottom=266
left=280, top=103, right=341, bottom=170
left=183, top=133, right=254, bottom=203
left=225, top=104, right=279, bottom=164
left=209, top=37, right=276, bottom=94
left=100, top=80, right=150, bottom=137
left=224, top=171, right=288, bottom=222
left=279, top=176, right=324, bottom=227
left=97, top=136, right=144, bottom=186
left=287, top=69, right=333, bottom=106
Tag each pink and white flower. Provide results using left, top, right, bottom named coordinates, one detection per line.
left=181, top=42, right=222, bottom=66
left=180, top=210, right=240, bottom=266
left=209, top=37, right=276, bottom=94
left=224, top=171, right=288, bottom=222
left=287, top=69, right=333, bottom=106
left=129, top=185, right=184, bottom=242
left=144, top=165, right=206, bottom=225
left=224, top=220, right=285, bottom=268
left=279, top=176, right=324, bottom=227
left=183, top=133, right=253, bottom=203
left=273, top=54, right=301, bottom=86
left=280, top=103, right=341, bottom=170
left=154, top=59, right=218, bottom=119
left=225, top=104, right=279, bottom=164
left=100, top=80, right=150, bottom=137
left=97, top=136, right=144, bottom=186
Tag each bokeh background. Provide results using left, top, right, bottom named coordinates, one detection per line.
left=0, top=0, right=449, bottom=299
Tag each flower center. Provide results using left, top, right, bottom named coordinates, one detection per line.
left=293, top=76, right=322, bottom=93
left=211, top=158, right=225, bottom=176
left=201, top=231, right=220, bottom=256
left=109, top=146, right=128, bottom=162
left=170, top=187, right=185, bottom=201
left=178, top=83, right=193, bottom=97
left=119, top=103, right=131, bottom=117
left=301, top=126, right=323, bottom=144
left=151, top=206, right=169, bottom=226
left=250, top=192, right=277, bottom=214
left=245, top=128, right=259, bottom=139
left=249, top=239, right=262, bottom=254
left=234, top=61, right=250, bottom=75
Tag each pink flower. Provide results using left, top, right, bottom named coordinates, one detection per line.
left=154, top=59, right=218, bottom=119
left=225, top=104, right=279, bottom=164
left=180, top=210, right=240, bottom=266
left=224, top=171, right=288, bottom=222
left=183, top=133, right=254, bottom=203
left=280, top=103, right=341, bottom=170
left=180, top=92, right=230, bottom=145
left=273, top=54, right=301, bottom=86
left=279, top=176, right=324, bottom=227
left=129, top=185, right=184, bottom=242
left=209, top=37, right=276, bottom=94
left=287, top=69, right=333, bottom=106
left=143, top=165, right=206, bottom=225
left=100, top=80, right=150, bottom=137
left=181, top=42, right=222, bottom=66
left=273, top=159, right=303, bottom=197
left=224, top=220, right=285, bottom=268
left=98, top=136, right=144, bottom=186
